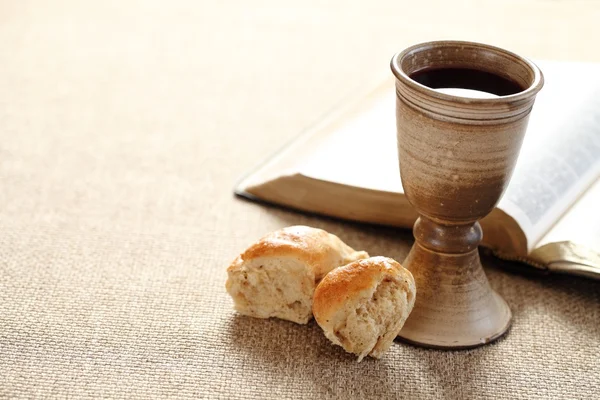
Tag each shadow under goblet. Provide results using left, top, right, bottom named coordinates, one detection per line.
left=391, top=41, right=544, bottom=349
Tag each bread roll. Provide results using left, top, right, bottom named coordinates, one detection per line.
left=226, top=226, right=369, bottom=324
left=313, top=256, right=416, bottom=361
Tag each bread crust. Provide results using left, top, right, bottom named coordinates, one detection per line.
left=227, top=226, right=368, bottom=280
left=313, top=256, right=415, bottom=323
left=226, top=226, right=369, bottom=324
left=313, top=256, right=416, bottom=359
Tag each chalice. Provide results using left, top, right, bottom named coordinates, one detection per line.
left=391, top=41, right=543, bottom=348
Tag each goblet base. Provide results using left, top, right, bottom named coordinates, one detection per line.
left=397, top=241, right=512, bottom=349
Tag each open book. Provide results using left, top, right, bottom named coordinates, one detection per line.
left=236, top=61, right=600, bottom=280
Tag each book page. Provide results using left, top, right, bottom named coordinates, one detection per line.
left=300, top=85, right=402, bottom=193
left=299, top=62, right=600, bottom=252
left=253, top=61, right=600, bottom=256
left=497, top=61, right=600, bottom=251
left=536, top=178, right=600, bottom=251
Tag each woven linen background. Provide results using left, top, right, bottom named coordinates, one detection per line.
left=1, top=1, right=599, bottom=399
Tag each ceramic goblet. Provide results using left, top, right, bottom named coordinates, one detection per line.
left=391, top=41, right=543, bottom=348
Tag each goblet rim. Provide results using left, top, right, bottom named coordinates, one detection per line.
left=390, top=40, right=544, bottom=104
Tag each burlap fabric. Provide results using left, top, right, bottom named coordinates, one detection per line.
left=1, top=1, right=599, bottom=398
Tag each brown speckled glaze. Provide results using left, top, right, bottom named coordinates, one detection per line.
left=391, top=41, right=543, bottom=349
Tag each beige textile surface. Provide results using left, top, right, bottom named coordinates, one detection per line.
left=1, top=1, right=599, bottom=399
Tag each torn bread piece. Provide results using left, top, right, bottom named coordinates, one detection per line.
left=313, top=256, right=416, bottom=361
left=226, top=226, right=369, bottom=324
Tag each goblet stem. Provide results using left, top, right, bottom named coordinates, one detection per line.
left=398, top=216, right=512, bottom=349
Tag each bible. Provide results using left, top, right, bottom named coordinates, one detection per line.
left=235, top=61, right=600, bottom=280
